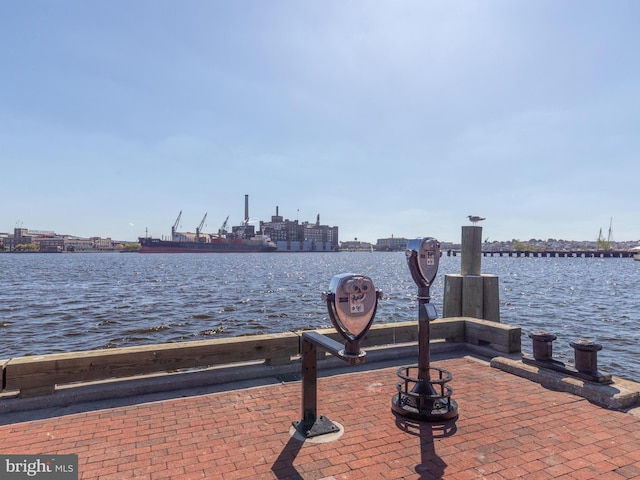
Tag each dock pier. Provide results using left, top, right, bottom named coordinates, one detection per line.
left=446, top=249, right=635, bottom=258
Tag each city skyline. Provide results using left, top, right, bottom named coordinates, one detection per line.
left=2, top=2, right=639, bottom=244
left=2, top=219, right=638, bottom=246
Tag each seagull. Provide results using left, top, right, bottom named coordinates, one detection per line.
left=467, top=215, right=485, bottom=225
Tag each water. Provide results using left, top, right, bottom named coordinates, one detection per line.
left=1, top=252, right=638, bottom=381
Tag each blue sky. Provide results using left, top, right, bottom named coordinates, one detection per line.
left=2, top=1, right=639, bottom=244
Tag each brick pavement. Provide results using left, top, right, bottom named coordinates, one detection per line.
left=1, top=356, right=639, bottom=479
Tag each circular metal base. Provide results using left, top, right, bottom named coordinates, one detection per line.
left=392, top=393, right=458, bottom=422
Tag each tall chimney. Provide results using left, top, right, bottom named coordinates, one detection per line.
left=245, top=195, right=249, bottom=223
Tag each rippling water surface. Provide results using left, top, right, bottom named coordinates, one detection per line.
left=1, top=252, right=638, bottom=381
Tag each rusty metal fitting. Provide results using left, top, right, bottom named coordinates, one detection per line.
left=570, top=339, right=602, bottom=374
left=528, top=330, right=557, bottom=361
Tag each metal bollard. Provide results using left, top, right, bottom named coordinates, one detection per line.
left=570, top=339, right=602, bottom=374
left=525, top=333, right=611, bottom=384
left=528, top=330, right=557, bottom=361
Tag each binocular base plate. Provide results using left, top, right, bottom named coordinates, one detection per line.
left=292, top=415, right=341, bottom=439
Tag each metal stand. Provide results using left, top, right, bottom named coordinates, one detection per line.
left=392, top=286, right=458, bottom=421
left=293, top=331, right=366, bottom=438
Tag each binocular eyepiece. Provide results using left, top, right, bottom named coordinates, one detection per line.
left=322, top=273, right=383, bottom=355
left=406, top=237, right=441, bottom=289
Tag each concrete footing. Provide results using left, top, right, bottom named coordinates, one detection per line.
left=491, top=356, right=640, bottom=411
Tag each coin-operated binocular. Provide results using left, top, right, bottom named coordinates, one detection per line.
left=392, top=237, right=458, bottom=421
left=323, top=273, right=383, bottom=358
left=293, top=274, right=382, bottom=439
left=406, top=237, right=440, bottom=320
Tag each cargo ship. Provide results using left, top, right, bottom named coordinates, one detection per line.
left=138, top=196, right=278, bottom=254
left=138, top=235, right=277, bottom=253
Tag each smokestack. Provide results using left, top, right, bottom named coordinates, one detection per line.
left=245, top=195, right=249, bottom=223
left=276, top=206, right=279, bottom=216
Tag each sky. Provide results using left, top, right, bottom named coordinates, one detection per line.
left=1, top=1, right=639, bottom=244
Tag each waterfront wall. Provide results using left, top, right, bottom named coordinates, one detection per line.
left=0, top=318, right=521, bottom=399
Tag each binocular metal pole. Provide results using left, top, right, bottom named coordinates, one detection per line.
left=392, top=285, right=458, bottom=421
left=416, top=286, right=432, bottom=393
left=294, top=333, right=340, bottom=439
left=293, top=273, right=380, bottom=439
left=293, top=331, right=366, bottom=439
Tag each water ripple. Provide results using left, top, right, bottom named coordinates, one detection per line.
left=0, top=252, right=638, bottom=381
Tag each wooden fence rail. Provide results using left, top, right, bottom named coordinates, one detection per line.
left=1, top=318, right=520, bottom=398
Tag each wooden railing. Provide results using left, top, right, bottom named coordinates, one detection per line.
left=1, top=318, right=520, bottom=398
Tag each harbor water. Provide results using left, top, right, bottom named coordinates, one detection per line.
left=1, top=252, right=638, bottom=381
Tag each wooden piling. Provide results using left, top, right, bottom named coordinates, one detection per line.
left=462, top=275, right=483, bottom=318
left=461, top=226, right=482, bottom=276
left=443, top=225, right=501, bottom=322
left=482, top=274, right=500, bottom=322
left=443, top=274, right=463, bottom=317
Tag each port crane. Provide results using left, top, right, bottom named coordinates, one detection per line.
left=218, top=216, right=229, bottom=236
left=196, top=213, right=207, bottom=241
left=171, top=211, right=182, bottom=240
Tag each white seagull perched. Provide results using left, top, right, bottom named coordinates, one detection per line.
left=467, top=215, right=486, bottom=225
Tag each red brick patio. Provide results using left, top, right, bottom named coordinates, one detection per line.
left=1, top=356, right=639, bottom=479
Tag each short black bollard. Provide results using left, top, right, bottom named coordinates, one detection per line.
left=524, top=332, right=612, bottom=383
left=529, top=330, right=557, bottom=361
left=570, top=339, right=602, bottom=374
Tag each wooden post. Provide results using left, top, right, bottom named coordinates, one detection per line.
left=442, top=226, right=501, bottom=322
left=461, top=226, right=482, bottom=276
left=482, top=274, right=500, bottom=322
left=462, top=275, right=483, bottom=318
left=443, top=274, right=462, bottom=317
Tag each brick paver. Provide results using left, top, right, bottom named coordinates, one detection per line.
left=1, top=356, right=639, bottom=479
